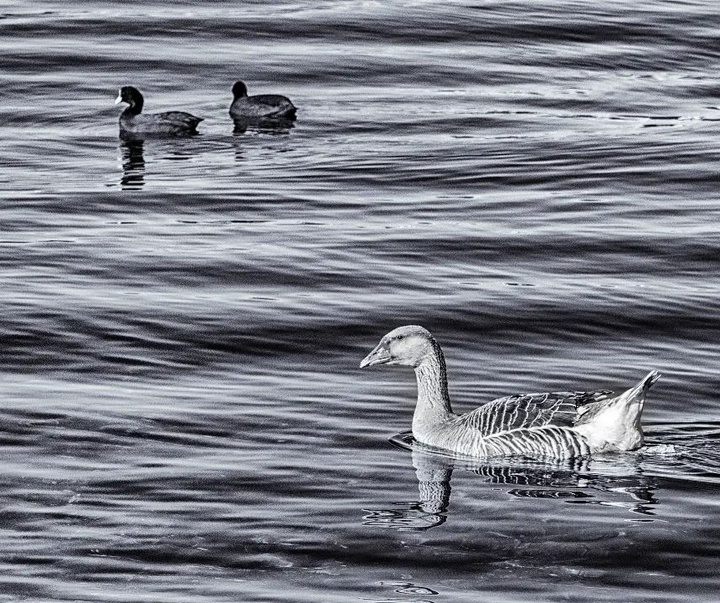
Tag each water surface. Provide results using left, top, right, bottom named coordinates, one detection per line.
left=1, top=1, right=720, bottom=601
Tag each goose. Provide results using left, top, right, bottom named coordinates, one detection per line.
left=115, top=86, right=203, bottom=137
left=360, top=325, right=660, bottom=460
left=229, top=80, right=297, bottom=121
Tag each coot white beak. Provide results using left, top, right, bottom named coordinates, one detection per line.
left=114, top=90, right=123, bottom=105
left=360, top=342, right=391, bottom=368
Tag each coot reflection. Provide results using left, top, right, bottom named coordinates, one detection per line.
left=119, top=139, right=145, bottom=189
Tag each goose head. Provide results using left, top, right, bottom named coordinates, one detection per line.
left=360, top=325, right=438, bottom=369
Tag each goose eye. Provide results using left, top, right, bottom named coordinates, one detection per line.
left=396, top=335, right=405, bottom=341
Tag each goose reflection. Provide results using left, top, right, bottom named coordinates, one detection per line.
left=363, top=433, right=659, bottom=531
left=363, top=447, right=453, bottom=531
left=119, top=138, right=145, bottom=189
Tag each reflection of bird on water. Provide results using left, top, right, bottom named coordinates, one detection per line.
left=119, top=138, right=145, bottom=189
left=361, top=325, right=660, bottom=460
left=115, top=86, right=203, bottom=138
left=362, top=448, right=452, bottom=531
left=232, top=118, right=296, bottom=136
left=363, top=435, right=660, bottom=531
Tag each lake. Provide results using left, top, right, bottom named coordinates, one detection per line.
left=1, top=1, right=719, bottom=601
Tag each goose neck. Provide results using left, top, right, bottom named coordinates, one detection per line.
left=413, top=351, right=452, bottom=417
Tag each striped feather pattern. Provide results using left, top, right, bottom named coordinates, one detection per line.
left=479, top=426, right=592, bottom=459
left=459, top=390, right=614, bottom=436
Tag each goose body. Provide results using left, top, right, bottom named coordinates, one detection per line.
left=360, top=325, right=660, bottom=460
left=229, top=81, right=297, bottom=121
left=115, top=86, right=203, bottom=137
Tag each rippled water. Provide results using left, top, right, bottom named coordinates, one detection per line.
left=2, top=1, right=720, bottom=601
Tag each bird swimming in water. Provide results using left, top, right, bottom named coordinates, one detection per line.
left=361, top=325, right=660, bottom=460
left=229, top=80, right=297, bottom=121
left=115, top=86, right=203, bottom=137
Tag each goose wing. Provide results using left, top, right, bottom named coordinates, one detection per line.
left=459, top=390, right=614, bottom=437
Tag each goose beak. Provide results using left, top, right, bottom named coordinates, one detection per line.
left=114, top=91, right=123, bottom=105
left=360, top=342, right=391, bottom=368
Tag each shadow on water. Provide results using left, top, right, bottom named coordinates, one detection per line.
left=363, top=432, right=662, bottom=531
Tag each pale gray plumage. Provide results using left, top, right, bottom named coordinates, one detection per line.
left=360, top=325, right=660, bottom=460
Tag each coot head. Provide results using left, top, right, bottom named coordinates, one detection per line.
left=115, top=86, right=144, bottom=113
left=231, top=81, right=249, bottom=100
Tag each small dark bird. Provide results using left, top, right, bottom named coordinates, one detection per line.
left=229, top=81, right=297, bottom=121
left=115, top=86, right=203, bottom=137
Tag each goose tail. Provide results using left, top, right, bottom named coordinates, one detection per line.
left=638, top=370, right=661, bottom=395
left=573, top=371, right=660, bottom=453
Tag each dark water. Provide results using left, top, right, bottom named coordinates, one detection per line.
left=2, top=1, right=720, bottom=601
